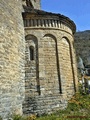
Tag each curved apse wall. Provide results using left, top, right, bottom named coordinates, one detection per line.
left=58, top=37, right=74, bottom=98
left=40, top=34, right=61, bottom=95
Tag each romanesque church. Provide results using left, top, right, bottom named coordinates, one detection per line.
left=0, top=0, right=78, bottom=119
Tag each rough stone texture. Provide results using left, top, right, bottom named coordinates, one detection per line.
left=0, top=0, right=25, bottom=119
left=23, top=11, right=78, bottom=115
left=0, top=0, right=78, bottom=118
left=31, top=0, right=41, bottom=9
left=22, top=0, right=41, bottom=9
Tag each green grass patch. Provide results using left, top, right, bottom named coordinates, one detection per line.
left=35, top=93, right=90, bottom=120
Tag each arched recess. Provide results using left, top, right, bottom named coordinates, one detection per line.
left=63, top=37, right=76, bottom=92
left=41, top=34, right=62, bottom=94
left=58, top=36, right=75, bottom=95
left=25, top=34, right=40, bottom=95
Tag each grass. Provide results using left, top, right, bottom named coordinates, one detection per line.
left=35, top=93, right=90, bottom=120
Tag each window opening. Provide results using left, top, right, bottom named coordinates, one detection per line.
left=29, top=46, right=34, bottom=60
left=26, top=0, right=34, bottom=8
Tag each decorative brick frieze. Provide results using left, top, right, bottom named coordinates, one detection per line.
left=24, top=17, right=72, bottom=34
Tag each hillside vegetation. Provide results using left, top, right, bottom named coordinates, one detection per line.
left=74, top=30, right=90, bottom=65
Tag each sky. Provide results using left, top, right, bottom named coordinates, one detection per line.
left=41, top=0, right=90, bottom=31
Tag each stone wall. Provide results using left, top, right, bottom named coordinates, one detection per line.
left=0, top=0, right=25, bottom=119
left=0, top=0, right=78, bottom=118
left=22, top=0, right=41, bottom=9
left=23, top=13, right=78, bottom=115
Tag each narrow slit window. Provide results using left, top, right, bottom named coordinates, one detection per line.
left=29, top=46, right=34, bottom=60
